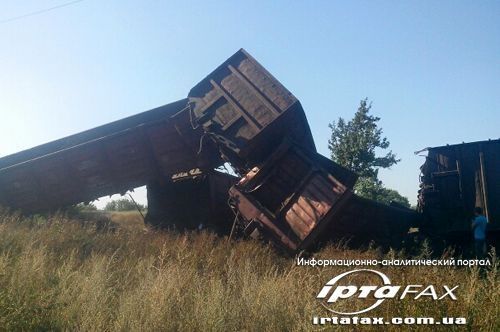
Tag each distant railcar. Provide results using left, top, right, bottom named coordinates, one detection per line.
left=417, top=139, right=500, bottom=241
left=326, top=195, right=419, bottom=247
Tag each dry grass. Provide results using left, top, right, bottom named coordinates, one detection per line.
left=0, top=208, right=497, bottom=331
left=108, top=211, right=146, bottom=232
left=73, top=210, right=146, bottom=232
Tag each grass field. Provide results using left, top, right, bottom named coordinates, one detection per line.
left=0, top=208, right=497, bottom=331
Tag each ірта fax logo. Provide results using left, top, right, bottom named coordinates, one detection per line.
left=317, top=269, right=458, bottom=315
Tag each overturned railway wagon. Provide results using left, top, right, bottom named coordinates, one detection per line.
left=229, top=141, right=358, bottom=253
left=0, top=48, right=317, bottom=226
left=0, top=99, right=222, bottom=212
left=188, top=49, right=316, bottom=171
left=417, top=139, right=500, bottom=242
left=228, top=140, right=418, bottom=253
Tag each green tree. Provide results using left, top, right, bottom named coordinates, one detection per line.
left=354, top=177, right=410, bottom=208
left=75, top=202, right=98, bottom=211
left=104, top=198, right=145, bottom=211
left=328, top=98, right=399, bottom=178
left=328, top=98, right=410, bottom=208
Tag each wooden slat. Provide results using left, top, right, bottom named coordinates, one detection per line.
left=285, top=208, right=310, bottom=240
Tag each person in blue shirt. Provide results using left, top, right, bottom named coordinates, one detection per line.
left=471, top=207, right=488, bottom=258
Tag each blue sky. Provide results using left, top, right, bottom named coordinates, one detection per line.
left=1, top=0, right=499, bottom=207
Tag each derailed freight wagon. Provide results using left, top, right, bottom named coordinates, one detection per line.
left=417, top=139, right=500, bottom=243
left=192, top=49, right=419, bottom=252
left=0, top=48, right=319, bottom=233
left=326, top=195, right=419, bottom=247
left=0, top=48, right=318, bottom=230
left=0, top=99, right=222, bottom=213
left=228, top=140, right=358, bottom=253
left=145, top=48, right=320, bottom=230
left=187, top=49, right=316, bottom=171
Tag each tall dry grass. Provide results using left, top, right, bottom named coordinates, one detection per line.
left=0, top=208, right=497, bottom=331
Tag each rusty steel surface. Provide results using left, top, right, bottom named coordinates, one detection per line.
left=188, top=48, right=316, bottom=170
left=0, top=99, right=222, bottom=212
left=417, top=139, right=500, bottom=236
left=229, top=141, right=355, bottom=253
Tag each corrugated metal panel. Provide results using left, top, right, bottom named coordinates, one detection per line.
left=0, top=99, right=189, bottom=169
left=482, top=142, right=500, bottom=229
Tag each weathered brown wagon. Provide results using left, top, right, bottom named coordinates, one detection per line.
left=0, top=49, right=317, bottom=214
left=188, top=49, right=316, bottom=171
left=417, top=139, right=500, bottom=242
left=0, top=99, right=221, bottom=212
left=228, top=140, right=357, bottom=253
left=326, top=195, right=419, bottom=247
